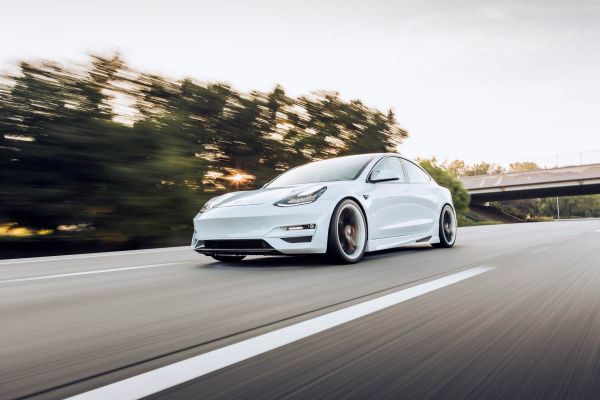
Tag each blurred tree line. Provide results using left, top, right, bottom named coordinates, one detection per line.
left=0, top=55, right=408, bottom=255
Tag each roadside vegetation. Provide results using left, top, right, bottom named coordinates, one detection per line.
left=0, top=54, right=409, bottom=256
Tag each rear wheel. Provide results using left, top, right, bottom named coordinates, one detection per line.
left=211, top=255, right=246, bottom=262
left=327, top=199, right=367, bottom=263
left=433, top=204, right=457, bottom=248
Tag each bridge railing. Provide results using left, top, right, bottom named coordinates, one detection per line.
left=529, top=150, right=600, bottom=169
left=487, top=149, right=600, bottom=175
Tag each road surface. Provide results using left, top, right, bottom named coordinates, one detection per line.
left=2, top=221, right=600, bottom=399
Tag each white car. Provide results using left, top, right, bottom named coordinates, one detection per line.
left=192, top=153, right=457, bottom=263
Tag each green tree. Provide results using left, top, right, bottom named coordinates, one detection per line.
left=419, top=159, right=470, bottom=215
left=508, top=161, right=539, bottom=172
left=0, top=54, right=410, bottom=256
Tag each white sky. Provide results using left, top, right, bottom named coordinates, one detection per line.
left=2, top=0, right=599, bottom=165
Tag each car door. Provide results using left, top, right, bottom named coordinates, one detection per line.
left=401, top=159, right=438, bottom=235
left=367, top=157, right=414, bottom=239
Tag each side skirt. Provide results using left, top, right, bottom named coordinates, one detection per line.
left=366, top=233, right=437, bottom=252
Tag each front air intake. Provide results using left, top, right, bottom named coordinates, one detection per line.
left=194, top=239, right=284, bottom=256
left=202, top=239, right=273, bottom=250
left=281, top=236, right=313, bottom=243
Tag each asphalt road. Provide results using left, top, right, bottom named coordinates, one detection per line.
left=2, top=220, right=600, bottom=399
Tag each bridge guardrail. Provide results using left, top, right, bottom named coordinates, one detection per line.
left=523, top=150, right=600, bottom=170
left=464, top=149, right=600, bottom=176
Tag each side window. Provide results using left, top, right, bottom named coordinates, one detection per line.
left=403, top=160, right=430, bottom=183
left=370, top=157, right=406, bottom=183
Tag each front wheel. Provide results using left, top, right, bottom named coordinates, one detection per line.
left=211, top=255, right=246, bottom=262
left=327, top=199, right=367, bottom=263
left=433, top=204, right=457, bottom=248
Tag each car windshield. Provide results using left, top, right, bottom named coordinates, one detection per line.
left=266, top=154, right=375, bottom=187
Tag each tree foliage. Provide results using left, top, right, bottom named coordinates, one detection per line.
left=493, top=195, right=600, bottom=220
left=418, top=159, right=470, bottom=215
left=442, top=159, right=505, bottom=177
left=0, top=55, right=408, bottom=252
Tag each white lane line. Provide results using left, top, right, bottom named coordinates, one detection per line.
left=67, top=266, right=494, bottom=400
left=0, top=246, right=190, bottom=266
left=0, top=262, right=184, bottom=284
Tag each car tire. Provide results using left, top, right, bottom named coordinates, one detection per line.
left=327, top=199, right=367, bottom=264
left=433, top=204, right=457, bottom=248
left=211, top=255, right=246, bottom=262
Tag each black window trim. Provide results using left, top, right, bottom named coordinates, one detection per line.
left=400, top=158, right=432, bottom=184
left=366, top=155, right=409, bottom=183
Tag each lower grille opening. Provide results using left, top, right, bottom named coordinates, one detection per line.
left=207, top=250, right=285, bottom=256
left=202, top=239, right=273, bottom=250
left=281, top=236, right=313, bottom=243
left=195, top=239, right=283, bottom=256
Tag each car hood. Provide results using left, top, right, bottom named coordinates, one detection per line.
left=212, top=183, right=329, bottom=208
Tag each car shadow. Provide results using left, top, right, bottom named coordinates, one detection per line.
left=364, top=244, right=433, bottom=260
left=201, top=245, right=434, bottom=270
left=202, top=255, right=331, bottom=270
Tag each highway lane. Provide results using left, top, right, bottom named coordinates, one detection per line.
left=1, top=220, right=600, bottom=399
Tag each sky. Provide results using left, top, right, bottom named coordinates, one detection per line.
left=1, top=0, right=599, bottom=166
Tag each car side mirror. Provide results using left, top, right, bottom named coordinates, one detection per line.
left=370, top=169, right=400, bottom=183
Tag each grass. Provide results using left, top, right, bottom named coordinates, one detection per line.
left=457, top=213, right=503, bottom=227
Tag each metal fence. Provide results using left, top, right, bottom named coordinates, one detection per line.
left=509, top=149, right=600, bottom=171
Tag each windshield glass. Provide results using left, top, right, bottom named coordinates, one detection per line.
left=266, top=154, right=375, bottom=187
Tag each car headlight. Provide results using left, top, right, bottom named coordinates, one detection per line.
left=274, top=186, right=327, bottom=207
left=200, top=197, right=218, bottom=213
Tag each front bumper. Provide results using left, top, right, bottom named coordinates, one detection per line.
left=191, top=201, right=335, bottom=255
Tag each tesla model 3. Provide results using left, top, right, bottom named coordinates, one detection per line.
left=191, top=153, right=457, bottom=263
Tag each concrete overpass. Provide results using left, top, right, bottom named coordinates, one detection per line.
left=459, top=163, right=600, bottom=202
